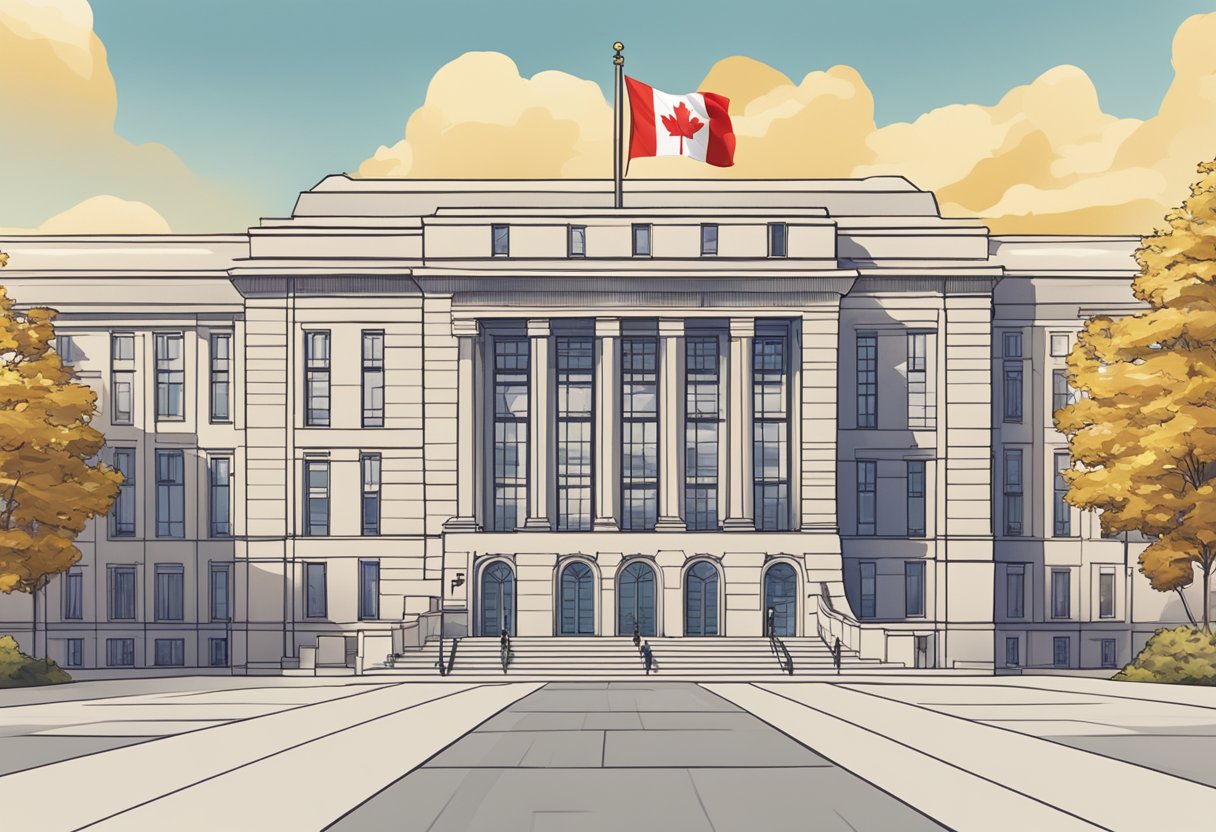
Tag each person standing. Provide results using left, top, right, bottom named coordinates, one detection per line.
left=766, top=606, right=776, bottom=638
left=641, top=640, right=653, bottom=675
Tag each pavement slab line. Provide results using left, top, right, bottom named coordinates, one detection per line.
left=711, top=682, right=1216, bottom=831
left=0, top=681, right=495, bottom=831
left=82, top=682, right=544, bottom=832
left=707, top=683, right=1103, bottom=832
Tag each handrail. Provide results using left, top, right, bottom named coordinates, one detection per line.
left=769, top=633, right=794, bottom=675
left=436, top=636, right=460, bottom=676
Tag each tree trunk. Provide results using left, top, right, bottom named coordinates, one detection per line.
left=1204, top=563, right=1212, bottom=633
left=31, top=586, right=38, bottom=659
left=1176, top=588, right=1198, bottom=628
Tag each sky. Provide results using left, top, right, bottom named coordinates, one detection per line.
left=3, top=0, right=1216, bottom=233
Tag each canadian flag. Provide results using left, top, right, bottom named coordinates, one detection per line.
left=625, top=76, right=735, bottom=167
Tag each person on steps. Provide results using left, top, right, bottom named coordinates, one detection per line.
left=641, top=640, right=654, bottom=675
left=632, top=622, right=641, bottom=649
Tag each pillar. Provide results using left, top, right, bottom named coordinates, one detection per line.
left=524, top=318, right=551, bottom=529
left=593, top=318, right=620, bottom=531
left=656, top=318, right=686, bottom=530
left=445, top=318, right=479, bottom=530
left=723, top=317, right=755, bottom=531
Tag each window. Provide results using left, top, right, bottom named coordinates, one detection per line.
left=154, top=332, right=185, bottom=420
left=622, top=337, right=658, bottom=530
left=1051, top=569, right=1071, bottom=619
left=492, top=224, right=510, bottom=256
left=110, top=448, right=136, bottom=538
left=66, top=639, right=83, bottom=668
left=1050, top=333, right=1070, bottom=357
left=1003, top=448, right=1023, bottom=536
left=209, top=455, right=232, bottom=537
left=753, top=334, right=789, bottom=530
left=556, top=337, right=593, bottom=531
left=154, top=639, right=185, bottom=667
left=155, top=449, right=185, bottom=538
left=906, top=332, right=933, bottom=428
left=1099, top=568, right=1116, bottom=619
left=304, top=331, right=331, bottom=427
left=859, top=561, right=876, bottom=618
left=106, top=638, right=135, bottom=667
left=63, top=570, right=83, bottom=620
left=569, top=225, right=586, bottom=257
left=700, top=224, right=718, bottom=256
left=209, top=333, right=231, bottom=422
left=632, top=223, right=651, bottom=257
left=856, top=333, right=877, bottom=429
left=359, top=560, right=380, bottom=620
left=303, top=459, right=329, bottom=536
left=209, top=638, right=229, bottom=667
left=906, top=460, right=926, bottom=537
left=1003, top=331, right=1023, bottom=423
left=1053, top=636, right=1070, bottom=668
left=108, top=566, right=136, bottom=620
left=857, top=461, right=876, bottom=535
left=1005, top=637, right=1020, bottom=667
left=1100, top=639, right=1117, bottom=668
left=904, top=561, right=925, bottom=618
left=361, top=330, right=385, bottom=428
left=210, top=563, right=231, bottom=622
left=361, top=453, right=381, bottom=536
left=493, top=338, right=529, bottom=530
left=768, top=222, right=787, bottom=257
left=111, top=333, right=135, bottom=425
left=304, top=563, right=327, bottom=618
left=686, top=336, right=720, bottom=530
left=1006, top=564, right=1025, bottom=619
left=1053, top=452, right=1072, bottom=537
left=1052, top=369, right=1071, bottom=416
left=154, top=563, right=184, bottom=622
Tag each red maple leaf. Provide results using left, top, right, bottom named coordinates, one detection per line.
left=661, top=101, right=704, bottom=156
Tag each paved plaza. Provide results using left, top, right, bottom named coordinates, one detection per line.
left=1, top=674, right=1215, bottom=830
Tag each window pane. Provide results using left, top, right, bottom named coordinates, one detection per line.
left=494, top=339, right=529, bottom=530
left=304, top=460, right=329, bottom=536
left=1052, top=570, right=1071, bottom=618
left=305, top=331, right=331, bottom=426
left=701, top=224, right=718, bottom=256
left=492, top=224, right=509, bottom=255
left=857, top=461, right=876, bottom=535
left=210, top=564, right=231, bottom=621
left=769, top=223, right=787, bottom=256
left=622, top=337, right=658, bottom=530
left=1053, top=452, right=1072, bottom=537
left=362, top=454, right=381, bottom=535
left=111, top=449, right=136, bottom=537
left=1099, top=570, right=1116, bottom=619
left=856, top=333, right=877, bottom=428
left=305, top=563, right=327, bottom=617
left=569, top=225, right=586, bottom=256
left=1007, top=564, right=1025, bottom=618
left=556, top=337, right=594, bottom=531
left=155, top=450, right=185, bottom=538
left=109, top=567, right=136, bottom=620
left=210, top=456, right=232, bottom=537
left=686, top=337, right=721, bottom=531
left=63, top=571, right=83, bottom=620
left=210, top=333, right=231, bottom=422
left=362, top=331, right=385, bottom=427
left=1003, top=448, right=1023, bottom=536
left=360, top=560, right=380, bottom=619
left=859, top=562, right=876, bottom=618
left=906, top=460, right=926, bottom=537
left=155, top=564, right=184, bottom=621
left=905, top=561, right=925, bottom=617
left=753, top=335, right=789, bottom=531
left=632, top=224, right=651, bottom=256
left=154, top=333, right=184, bottom=420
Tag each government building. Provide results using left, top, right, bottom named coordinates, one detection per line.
left=0, top=176, right=1190, bottom=675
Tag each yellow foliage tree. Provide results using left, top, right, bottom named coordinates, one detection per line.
left=0, top=253, right=121, bottom=598
left=1056, top=159, right=1216, bottom=631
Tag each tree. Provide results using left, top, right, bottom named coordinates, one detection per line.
left=1056, top=159, right=1216, bottom=631
left=0, top=253, right=121, bottom=611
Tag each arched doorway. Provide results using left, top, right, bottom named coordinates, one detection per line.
left=617, top=561, right=657, bottom=637
left=684, top=561, right=719, bottom=636
left=480, top=561, right=515, bottom=636
left=764, top=562, right=797, bottom=637
left=559, top=561, right=595, bottom=635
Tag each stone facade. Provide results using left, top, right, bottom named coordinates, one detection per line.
left=0, top=177, right=1199, bottom=674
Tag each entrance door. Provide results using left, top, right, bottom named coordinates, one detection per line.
left=684, top=561, right=719, bottom=636
left=764, top=563, right=797, bottom=637
left=480, top=561, right=515, bottom=636
left=559, top=562, right=595, bottom=635
left=617, top=561, right=657, bottom=637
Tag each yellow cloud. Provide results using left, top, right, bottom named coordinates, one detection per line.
left=0, top=195, right=172, bottom=235
left=356, top=11, right=1216, bottom=235
left=0, top=0, right=246, bottom=232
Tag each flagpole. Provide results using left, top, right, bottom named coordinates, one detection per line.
left=613, top=41, right=624, bottom=209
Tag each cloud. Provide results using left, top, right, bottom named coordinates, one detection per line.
left=356, top=12, right=1216, bottom=234
left=0, top=0, right=247, bottom=232
left=0, top=195, right=172, bottom=235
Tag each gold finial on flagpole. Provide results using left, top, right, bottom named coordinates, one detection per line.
left=613, top=42, right=624, bottom=65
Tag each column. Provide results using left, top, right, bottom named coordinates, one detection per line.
left=524, top=319, right=551, bottom=530
left=723, top=317, right=755, bottom=531
left=656, top=318, right=686, bottom=530
left=593, top=318, right=620, bottom=531
left=445, top=318, right=480, bottom=530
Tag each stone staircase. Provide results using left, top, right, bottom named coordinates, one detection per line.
left=370, top=636, right=909, bottom=679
